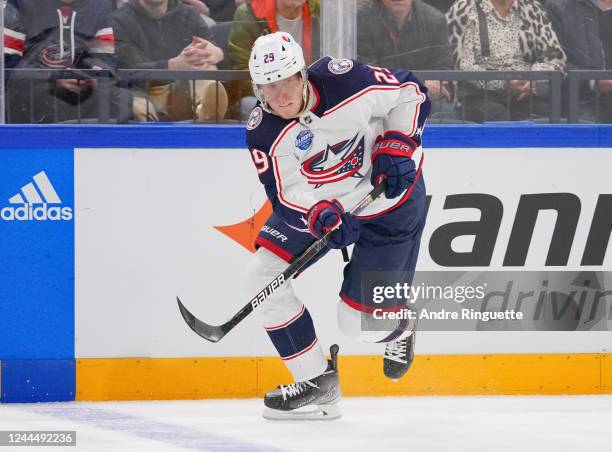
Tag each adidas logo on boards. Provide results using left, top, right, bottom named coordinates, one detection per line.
left=1, top=171, right=73, bottom=221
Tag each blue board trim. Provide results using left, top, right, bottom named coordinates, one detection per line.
left=0, top=149, right=75, bottom=360
left=0, top=124, right=611, bottom=148
left=1, top=359, right=75, bottom=403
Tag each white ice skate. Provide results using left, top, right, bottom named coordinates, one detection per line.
left=262, top=344, right=341, bottom=420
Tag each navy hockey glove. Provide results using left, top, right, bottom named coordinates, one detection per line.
left=307, top=199, right=359, bottom=249
left=371, top=136, right=418, bottom=199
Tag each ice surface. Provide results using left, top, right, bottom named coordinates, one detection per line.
left=1, top=395, right=611, bottom=451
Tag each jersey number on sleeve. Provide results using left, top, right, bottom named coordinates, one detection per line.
left=369, top=66, right=400, bottom=85
left=250, top=149, right=270, bottom=175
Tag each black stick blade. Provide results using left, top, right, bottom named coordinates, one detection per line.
left=176, top=297, right=225, bottom=343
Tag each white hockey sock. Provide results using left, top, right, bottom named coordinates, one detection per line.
left=245, top=248, right=327, bottom=381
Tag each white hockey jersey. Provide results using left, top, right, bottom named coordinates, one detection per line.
left=246, top=57, right=430, bottom=232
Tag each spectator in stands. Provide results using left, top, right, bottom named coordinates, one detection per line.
left=114, top=0, right=130, bottom=9
left=201, top=0, right=246, bottom=22
left=3, top=1, right=23, bottom=71
left=546, top=0, right=612, bottom=123
left=3, top=0, right=125, bottom=123
left=178, top=0, right=214, bottom=28
left=422, top=0, right=456, bottom=13
left=113, top=0, right=228, bottom=122
left=447, top=0, right=566, bottom=122
left=357, top=0, right=455, bottom=118
left=180, top=0, right=211, bottom=17
left=228, top=0, right=319, bottom=118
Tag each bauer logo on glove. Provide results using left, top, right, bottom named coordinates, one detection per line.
left=370, top=134, right=418, bottom=199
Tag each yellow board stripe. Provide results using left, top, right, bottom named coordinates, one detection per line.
left=76, top=353, right=612, bottom=401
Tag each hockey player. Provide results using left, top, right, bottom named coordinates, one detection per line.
left=245, top=31, right=429, bottom=420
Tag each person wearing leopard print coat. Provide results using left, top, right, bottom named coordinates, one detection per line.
left=446, top=0, right=566, bottom=122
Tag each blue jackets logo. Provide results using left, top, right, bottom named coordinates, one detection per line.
left=246, top=106, right=263, bottom=130
left=327, top=58, right=353, bottom=75
left=1, top=171, right=73, bottom=221
left=300, top=134, right=365, bottom=186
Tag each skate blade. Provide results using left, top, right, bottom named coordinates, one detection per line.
left=262, top=403, right=341, bottom=421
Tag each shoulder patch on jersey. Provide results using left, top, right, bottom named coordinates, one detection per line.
left=327, top=58, right=353, bottom=75
left=246, top=106, right=263, bottom=130
left=295, top=129, right=314, bottom=151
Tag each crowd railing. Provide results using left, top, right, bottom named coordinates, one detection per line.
left=2, top=68, right=611, bottom=124
left=567, top=70, right=612, bottom=124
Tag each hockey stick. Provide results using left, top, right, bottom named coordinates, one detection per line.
left=177, top=180, right=388, bottom=343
